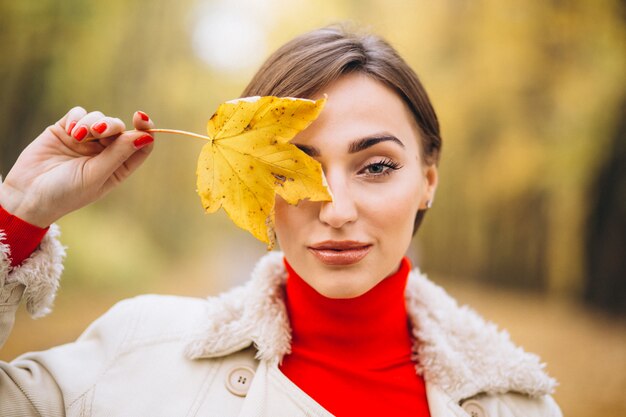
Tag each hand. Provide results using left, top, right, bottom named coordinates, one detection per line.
left=0, top=107, right=155, bottom=227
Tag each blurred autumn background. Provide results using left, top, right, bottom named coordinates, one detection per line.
left=1, top=0, right=625, bottom=415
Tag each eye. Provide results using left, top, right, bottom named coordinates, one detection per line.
left=360, top=158, right=403, bottom=177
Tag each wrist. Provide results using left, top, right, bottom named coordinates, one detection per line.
left=0, top=183, right=52, bottom=228
left=0, top=182, right=21, bottom=213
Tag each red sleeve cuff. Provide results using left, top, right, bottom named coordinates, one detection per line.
left=0, top=205, right=49, bottom=267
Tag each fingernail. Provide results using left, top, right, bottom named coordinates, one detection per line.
left=66, top=121, right=77, bottom=135
left=133, top=134, right=154, bottom=149
left=73, top=126, right=88, bottom=141
left=92, top=122, right=107, bottom=134
left=137, top=111, right=150, bottom=122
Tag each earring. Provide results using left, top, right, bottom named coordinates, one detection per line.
left=425, top=199, right=433, bottom=209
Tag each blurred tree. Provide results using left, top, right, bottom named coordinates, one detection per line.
left=585, top=99, right=626, bottom=315
left=0, top=1, right=65, bottom=173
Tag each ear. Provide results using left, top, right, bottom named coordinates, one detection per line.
left=420, top=164, right=438, bottom=209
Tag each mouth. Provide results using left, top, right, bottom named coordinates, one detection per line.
left=307, top=241, right=372, bottom=266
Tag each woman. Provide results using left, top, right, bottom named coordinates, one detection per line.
left=0, top=26, right=561, bottom=416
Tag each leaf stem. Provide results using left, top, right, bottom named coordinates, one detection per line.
left=128, top=128, right=212, bottom=141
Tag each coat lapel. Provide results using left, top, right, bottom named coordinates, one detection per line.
left=185, top=251, right=290, bottom=363
left=404, top=271, right=556, bottom=401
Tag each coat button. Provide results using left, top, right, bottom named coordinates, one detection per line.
left=461, top=400, right=487, bottom=417
left=225, top=365, right=255, bottom=397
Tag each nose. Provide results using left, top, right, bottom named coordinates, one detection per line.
left=318, top=171, right=357, bottom=228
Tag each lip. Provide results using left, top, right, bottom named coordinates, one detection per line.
left=308, top=240, right=372, bottom=266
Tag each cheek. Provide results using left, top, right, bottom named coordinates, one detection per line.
left=358, top=170, right=423, bottom=232
left=274, top=198, right=312, bottom=248
left=274, top=198, right=292, bottom=242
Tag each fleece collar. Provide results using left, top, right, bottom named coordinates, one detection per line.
left=184, top=251, right=556, bottom=402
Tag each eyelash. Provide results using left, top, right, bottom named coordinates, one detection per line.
left=361, top=158, right=403, bottom=177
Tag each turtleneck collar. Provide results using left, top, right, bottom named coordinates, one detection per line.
left=282, top=256, right=414, bottom=366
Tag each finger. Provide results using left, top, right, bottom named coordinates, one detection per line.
left=68, top=111, right=106, bottom=143
left=57, top=106, right=87, bottom=134
left=102, top=140, right=154, bottom=193
left=88, top=116, right=125, bottom=140
left=87, top=129, right=155, bottom=182
left=133, top=110, right=154, bottom=131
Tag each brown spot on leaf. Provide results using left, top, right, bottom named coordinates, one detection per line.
left=272, top=172, right=287, bottom=183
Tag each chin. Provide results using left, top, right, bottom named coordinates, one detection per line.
left=302, top=257, right=380, bottom=299
left=311, top=279, right=372, bottom=299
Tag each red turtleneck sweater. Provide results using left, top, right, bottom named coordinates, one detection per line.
left=280, top=257, right=430, bottom=416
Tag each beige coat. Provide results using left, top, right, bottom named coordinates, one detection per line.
left=0, top=225, right=562, bottom=416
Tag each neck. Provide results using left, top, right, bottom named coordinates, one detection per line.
left=282, top=257, right=413, bottom=366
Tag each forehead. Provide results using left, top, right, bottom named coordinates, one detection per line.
left=294, top=73, right=422, bottom=155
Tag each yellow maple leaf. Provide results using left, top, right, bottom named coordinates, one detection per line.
left=196, top=95, right=332, bottom=249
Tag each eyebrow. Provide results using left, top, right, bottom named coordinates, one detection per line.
left=294, top=134, right=405, bottom=157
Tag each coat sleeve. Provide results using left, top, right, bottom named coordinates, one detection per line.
left=0, top=223, right=66, bottom=415
left=0, top=223, right=66, bottom=328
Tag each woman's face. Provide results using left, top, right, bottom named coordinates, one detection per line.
left=274, top=73, right=438, bottom=298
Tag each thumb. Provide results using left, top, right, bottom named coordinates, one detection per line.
left=90, top=130, right=154, bottom=182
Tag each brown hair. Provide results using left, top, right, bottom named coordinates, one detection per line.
left=242, top=25, right=442, bottom=234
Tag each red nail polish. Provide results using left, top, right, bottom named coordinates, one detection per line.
left=67, top=121, right=77, bottom=135
left=133, top=134, right=154, bottom=149
left=92, top=122, right=107, bottom=134
left=74, top=126, right=88, bottom=141
left=137, top=111, right=150, bottom=122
